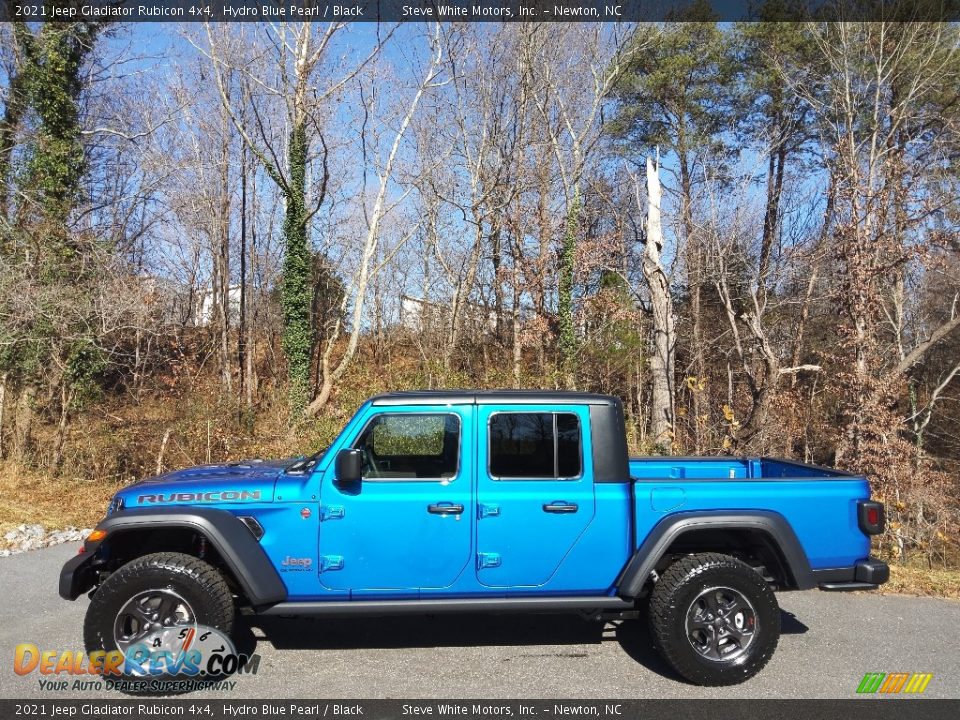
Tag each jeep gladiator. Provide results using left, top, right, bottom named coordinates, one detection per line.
left=60, top=390, right=888, bottom=685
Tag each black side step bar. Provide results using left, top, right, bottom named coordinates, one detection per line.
left=818, top=582, right=880, bottom=592
left=258, top=596, right=634, bottom=618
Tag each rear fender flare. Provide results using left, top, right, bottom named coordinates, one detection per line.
left=615, top=510, right=814, bottom=598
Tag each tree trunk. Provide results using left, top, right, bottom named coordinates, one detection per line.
left=216, top=116, right=232, bottom=394
left=782, top=182, right=833, bottom=454
left=642, top=156, right=676, bottom=452
left=11, top=386, right=34, bottom=465
left=156, top=428, right=172, bottom=476
left=51, top=383, right=72, bottom=474
left=733, top=312, right=780, bottom=445
left=238, top=140, right=248, bottom=416
left=312, top=354, right=334, bottom=416
left=0, top=373, right=7, bottom=458
left=758, top=138, right=786, bottom=310
left=444, top=227, right=483, bottom=373
left=679, top=151, right=704, bottom=452
left=490, top=223, right=504, bottom=344
left=511, top=245, right=522, bottom=384
left=246, top=158, right=258, bottom=410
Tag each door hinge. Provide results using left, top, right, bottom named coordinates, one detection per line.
left=477, top=552, right=501, bottom=570
left=319, top=505, right=345, bottom=521
left=478, top=503, right=500, bottom=519
left=318, top=555, right=344, bottom=572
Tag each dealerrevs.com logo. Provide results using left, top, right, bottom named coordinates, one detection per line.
left=14, top=625, right=260, bottom=694
left=856, top=672, right=934, bottom=695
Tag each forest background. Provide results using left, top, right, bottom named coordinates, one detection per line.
left=1, top=5, right=959, bottom=594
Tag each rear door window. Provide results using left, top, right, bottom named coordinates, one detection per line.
left=489, top=412, right=582, bottom=479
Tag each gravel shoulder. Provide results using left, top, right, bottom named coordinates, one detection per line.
left=1, top=544, right=958, bottom=700
left=1, top=523, right=92, bottom=556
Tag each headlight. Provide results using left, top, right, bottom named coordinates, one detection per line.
left=107, top=496, right=125, bottom=515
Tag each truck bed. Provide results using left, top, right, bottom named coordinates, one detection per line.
left=629, top=456, right=854, bottom=480
left=628, top=456, right=870, bottom=571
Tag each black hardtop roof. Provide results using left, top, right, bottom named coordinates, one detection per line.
left=369, top=389, right=621, bottom=407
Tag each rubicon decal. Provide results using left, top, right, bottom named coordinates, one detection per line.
left=856, top=672, right=933, bottom=694
left=138, top=490, right=261, bottom=504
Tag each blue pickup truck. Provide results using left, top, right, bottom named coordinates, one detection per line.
left=61, top=391, right=887, bottom=686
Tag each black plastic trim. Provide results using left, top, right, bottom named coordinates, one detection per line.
left=615, top=510, right=815, bottom=597
left=857, top=501, right=886, bottom=535
left=812, top=557, right=888, bottom=591
left=590, top=401, right=630, bottom=483
left=370, top=390, right=620, bottom=407
left=58, top=507, right=287, bottom=607
left=369, top=391, right=630, bottom=483
left=819, top=581, right=879, bottom=591
left=856, top=557, right=889, bottom=584
left=58, top=551, right=98, bottom=600
left=809, top=567, right=855, bottom=584
left=258, top=596, right=634, bottom=617
left=238, top=515, right=265, bottom=541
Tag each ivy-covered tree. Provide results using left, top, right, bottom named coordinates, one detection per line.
left=205, top=24, right=390, bottom=420
left=18, top=20, right=98, bottom=264
left=0, top=15, right=102, bottom=472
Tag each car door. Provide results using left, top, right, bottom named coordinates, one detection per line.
left=317, top=405, right=473, bottom=596
left=475, top=404, right=595, bottom=588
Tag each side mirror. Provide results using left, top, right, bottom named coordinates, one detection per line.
left=335, top=448, right=363, bottom=483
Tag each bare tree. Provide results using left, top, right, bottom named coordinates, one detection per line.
left=202, top=22, right=393, bottom=418
left=632, top=154, right=675, bottom=452
left=535, top=25, right=640, bottom=388
left=792, top=22, right=960, bottom=460
left=307, top=24, right=446, bottom=415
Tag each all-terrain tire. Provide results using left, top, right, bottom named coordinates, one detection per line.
left=83, top=552, right=234, bottom=682
left=648, top=552, right=780, bottom=686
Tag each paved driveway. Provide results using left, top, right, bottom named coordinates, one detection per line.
left=1, top=544, right=957, bottom=699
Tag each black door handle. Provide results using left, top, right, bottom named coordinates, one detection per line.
left=543, top=502, right=578, bottom=514
left=428, top=503, right=464, bottom=515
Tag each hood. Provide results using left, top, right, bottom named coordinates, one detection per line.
left=114, top=458, right=298, bottom=510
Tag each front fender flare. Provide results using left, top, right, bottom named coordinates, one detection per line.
left=615, top=510, right=815, bottom=598
left=59, top=507, right=287, bottom=607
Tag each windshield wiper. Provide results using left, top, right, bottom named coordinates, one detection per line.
left=286, top=447, right=328, bottom=474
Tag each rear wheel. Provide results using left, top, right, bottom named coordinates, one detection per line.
left=648, top=552, right=780, bottom=686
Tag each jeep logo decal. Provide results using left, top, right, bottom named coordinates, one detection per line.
left=280, top=556, right=312, bottom=572
left=137, top=490, right=262, bottom=504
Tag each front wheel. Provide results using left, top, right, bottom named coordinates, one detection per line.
left=83, top=552, right=235, bottom=685
left=648, top=552, right=781, bottom=686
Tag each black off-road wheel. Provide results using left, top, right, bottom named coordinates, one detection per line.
left=648, top=552, right=781, bottom=686
left=83, top=552, right=234, bottom=689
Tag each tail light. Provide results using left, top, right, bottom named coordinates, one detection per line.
left=858, top=500, right=885, bottom=535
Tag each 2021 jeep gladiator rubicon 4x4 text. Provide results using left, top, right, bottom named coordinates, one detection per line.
left=61, top=390, right=888, bottom=686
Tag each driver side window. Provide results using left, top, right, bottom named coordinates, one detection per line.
left=352, top=413, right=460, bottom=481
